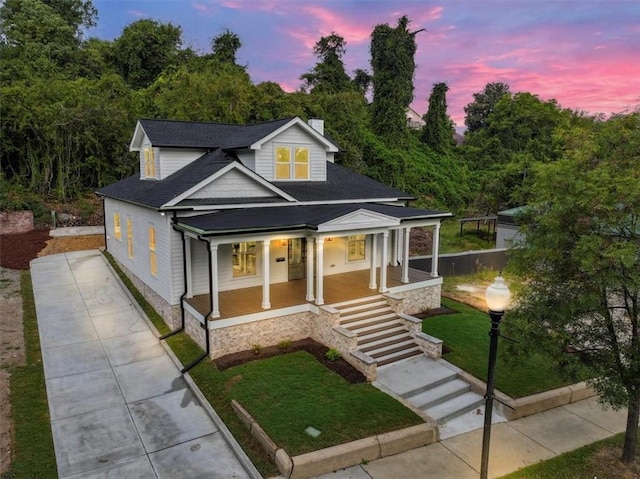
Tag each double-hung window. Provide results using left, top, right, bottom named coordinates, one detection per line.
left=144, top=147, right=156, bottom=178
left=232, top=242, right=257, bottom=277
left=275, top=146, right=309, bottom=180
left=127, top=218, right=134, bottom=259
left=149, top=227, right=157, bottom=276
left=113, top=213, right=121, bottom=240
left=347, top=235, right=366, bottom=262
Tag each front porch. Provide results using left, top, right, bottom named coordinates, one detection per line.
left=185, top=266, right=434, bottom=319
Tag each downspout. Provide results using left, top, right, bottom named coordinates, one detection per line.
left=181, top=234, right=212, bottom=373
left=160, top=212, right=187, bottom=340
left=102, top=197, right=108, bottom=252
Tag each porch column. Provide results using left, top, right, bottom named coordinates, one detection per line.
left=262, top=240, right=271, bottom=309
left=431, top=222, right=441, bottom=277
left=316, top=237, right=324, bottom=306
left=402, top=226, right=411, bottom=283
left=306, top=236, right=315, bottom=301
left=209, top=242, right=220, bottom=318
left=380, top=231, right=389, bottom=293
left=185, top=236, right=193, bottom=298
left=392, top=230, right=400, bottom=266
left=369, top=233, right=378, bottom=289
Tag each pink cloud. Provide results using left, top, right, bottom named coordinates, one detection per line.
left=192, top=2, right=216, bottom=15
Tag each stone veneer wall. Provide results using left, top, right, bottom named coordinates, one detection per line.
left=209, top=312, right=313, bottom=358
left=387, top=284, right=441, bottom=315
left=0, top=211, right=34, bottom=234
left=185, top=309, right=206, bottom=350
left=115, top=259, right=181, bottom=330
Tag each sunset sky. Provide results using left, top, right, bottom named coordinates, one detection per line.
left=89, top=0, right=640, bottom=129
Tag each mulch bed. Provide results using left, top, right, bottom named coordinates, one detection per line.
left=412, top=305, right=456, bottom=319
left=214, top=338, right=367, bottom=384
left=0, top=229, right=52, bottom=270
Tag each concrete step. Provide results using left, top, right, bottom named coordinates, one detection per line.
left=330, top=295, right=383, bottom=309
left=358, top=325, right=408, bottom=345
left=347, top=318, right=403, bottom=336
left=397, top=369, right=459, bottom=399
left=375, top=346, right=423, bottom=367
left=336, top=300, right=388, bottom=315
left=362, top=339, right=417, bottom=358
left=422, top=391, right=484, bottom=424
left=340, top=306, right=394, bottom=324
left=407, top=378, right=471, bottom=410
left=342, top=312, right=398, bottom=331
left=358, top=332, right=413, bottom=352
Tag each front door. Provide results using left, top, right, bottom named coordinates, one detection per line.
left=288, top=238, right=306, bottom=280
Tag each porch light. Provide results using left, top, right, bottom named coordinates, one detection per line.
left=480, top=275, right=511, bottom=479
left=326, top=237, right=333, bottom=242
left=280, top=239, right=287, bottom=247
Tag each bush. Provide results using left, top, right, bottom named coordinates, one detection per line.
left=325, top=348, right=342, bottom=361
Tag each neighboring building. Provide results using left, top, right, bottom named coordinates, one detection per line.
left=97, top=117, right=451, bottom=380
left=406, top=106, right=425, bottom=129
left=496, top=206, right=526, bottom=248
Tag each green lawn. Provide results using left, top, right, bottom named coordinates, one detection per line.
left=3, top=271, right=57, bottom=478
left=498, top=431, right=639, bottom=478
left=422, top=298, right=590, bottom=398
left=439, top=218, right=495, bottom=254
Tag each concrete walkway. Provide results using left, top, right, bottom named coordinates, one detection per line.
left=31, top=250, right=258, bottom=479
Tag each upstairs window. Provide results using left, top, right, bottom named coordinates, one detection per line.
left=275, top=146, right=309, bottom=180
left=149, top=227, right=157, bottom=276
left=144, top=147, right=156, bottom=178
left=232, top=242, right=257, bottom=277
left=347, top=235, right=366, bottom=262
left=113, top=213, right=121, bottom=240
left=127, top=218, right=134, bottom=259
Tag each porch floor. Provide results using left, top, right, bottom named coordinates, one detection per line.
left=185, top=266, right=433, bottom=319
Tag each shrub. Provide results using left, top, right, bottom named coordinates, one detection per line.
left=325, top=348, right=342, bottom=361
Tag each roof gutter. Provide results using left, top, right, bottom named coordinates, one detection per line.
left=181, top=234, right=212, bottom=373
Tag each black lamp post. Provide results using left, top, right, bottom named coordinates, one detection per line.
left=480, top=276, right=511, bottom=479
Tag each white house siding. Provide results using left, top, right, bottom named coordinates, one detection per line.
left=189, top=169, right=277, bottom=199
left=157, top=147, right=208, bottom=179
left=254, top=124, right=327, bottom=181
left=104, top=198, right=174, bottom=305
left=322, top=236, right=379, bottom=276
left=234, top=151, right=255, bottom=171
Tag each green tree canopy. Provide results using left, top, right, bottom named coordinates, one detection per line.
left=300, top=33, right=352, bottom=94
left=211, top=29, right=242, bottom=65
left=422, top=82, right=454, bottom=153
left=506, top=110, right=640, bottom=464
left=464, top=82, right=510, bottom=133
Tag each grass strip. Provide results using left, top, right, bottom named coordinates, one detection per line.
left=423, top=298, right=589, bottom=398
left=2, top=271, right=56, bottom=478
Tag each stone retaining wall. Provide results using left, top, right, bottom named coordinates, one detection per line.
left=232, top=399, right=437, bottom=479
left=0, top=211, right=33, bottom=234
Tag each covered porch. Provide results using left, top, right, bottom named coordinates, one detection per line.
left=185, top=266, right=433, bottom=319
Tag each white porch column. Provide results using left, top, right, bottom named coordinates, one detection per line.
left=392, top=229, right=400, bottom=266
left=262, top=240, right=271, bottom=309
left=306, top=236, right=315, bottom=301
left=369, top=233, right=378, bottom=289
left=431, top=222, right=441, bottom=277
left=185, top=237, right=193, bottom=298
left=316, top=237, right=324, bottom=306
left=402, top=226, right=411, bottom=283
left=380, top=231, right=389, bottom=293
left=209, top=242, right=220, bottom=318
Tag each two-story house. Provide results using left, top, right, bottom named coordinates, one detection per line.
left=97, top=117, right=451, bottom=379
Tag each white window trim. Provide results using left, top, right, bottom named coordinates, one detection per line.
left=232, top=241, right=258, bottom=278
left=346, top=235, right=367, bottom=263
left=274, top=144, right=310, bottom=181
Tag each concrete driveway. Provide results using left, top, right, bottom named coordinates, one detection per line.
left=31, top=250, right=259, bottom=479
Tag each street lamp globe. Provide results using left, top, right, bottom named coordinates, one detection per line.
left=485, top=276, right=511, bottom=312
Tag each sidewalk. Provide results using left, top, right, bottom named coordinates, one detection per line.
left=31, top=250, right=259, bottom=478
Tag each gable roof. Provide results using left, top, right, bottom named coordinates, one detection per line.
left=129, top=117, right=339, bottom=151
left=176, top=203, right=450, bottom=236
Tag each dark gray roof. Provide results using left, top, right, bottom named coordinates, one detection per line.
left=96, top=150, right=236, bottom=208
left=138, top=117, right=338, bottom=150
left=177, top=204, right=450, bottom=235
left=273, top=162, right=413, bottom=201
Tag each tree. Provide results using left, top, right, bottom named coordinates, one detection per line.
left=352, top=68, right=371, bottom=96
left=464, top=82, right=510, bottom=133
left=300, top=33, right=352, bottom=94
left=370, top=16, right=422, bottom=145
left=211, top=29, right=242, bottom=65
left=506, top=111, right=640, bottom=464
left=422, top=82, right=454, bottom=153
left=110, top=19, right=182, bottom=88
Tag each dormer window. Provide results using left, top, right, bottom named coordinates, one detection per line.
left=144, top=147, right=156, bottom=178
left=275, top=145, right=309, bottom=180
